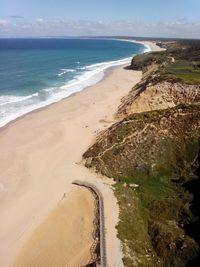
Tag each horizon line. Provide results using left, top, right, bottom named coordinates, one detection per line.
left=0, top=36, right=200, bottom=41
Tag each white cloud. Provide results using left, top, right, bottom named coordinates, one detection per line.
left=0, top=19, right=200, bottom=38
left=0, top=19, right=9, bottom=27
left=35, top=18, right=46, bottom=27
left=36, top=18, right=44, bottom=23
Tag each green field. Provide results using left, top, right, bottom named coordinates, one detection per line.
left=160, top=61, right=200, bottom=84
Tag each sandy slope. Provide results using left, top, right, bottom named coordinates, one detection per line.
left=0, top=42, right=162, bottom=267
left=12, top=187, right=95, bottom=267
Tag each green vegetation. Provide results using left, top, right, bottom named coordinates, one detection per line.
left=115, top=184, right=160, bottom=267
left=170, top=41, right=200, bottom=62
left=114, top=167, right=199, bottom=266
left=131, top=52, right=169, bottom=71
left=160, top=61, right=200, bottom=84
left=84, top=104, right=200, bottom=266
left=114, top=171, right=179, bottom=266
left=131, top=41, right=200, bottom=84
left=83, top=41, right=200, bottom=266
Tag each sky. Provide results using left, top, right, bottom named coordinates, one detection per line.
left=0, top=0, right=200, bottom=38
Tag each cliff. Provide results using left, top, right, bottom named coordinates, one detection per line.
left=83, top=41, right=200, bottom=266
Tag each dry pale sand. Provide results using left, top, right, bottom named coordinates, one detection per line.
left=141, top=40, right=166, bottom=52
left=0, top=42, right=162, bottom=267
left=12, top=187, right=95, bottom=267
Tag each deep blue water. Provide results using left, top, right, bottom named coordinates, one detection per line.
left=0, top=38, right=149, bottom=127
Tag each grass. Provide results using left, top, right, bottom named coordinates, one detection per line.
left=131, top=52, right=170, bottom=71
left=106, top=120, right=200, bottom=266
left=84, top=110, right=200, bottom=266
left=131, top=41, right=200, bottom=84
left=115, top=183, right=161, bottom=267
left=160, top=61, right=200, bottom=84
left=114, top=164, right=198, bottom=266
left=114, top=171, right=179, bottom=266
left=84, top=39, right=200, bottom=264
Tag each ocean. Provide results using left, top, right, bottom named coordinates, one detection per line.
left=0, top=38, right=150, bottom=127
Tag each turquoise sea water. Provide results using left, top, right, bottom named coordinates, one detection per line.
left=0, top=38, right=150, bottom=127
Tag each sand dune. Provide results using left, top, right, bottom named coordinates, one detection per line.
left=12, top=187, right=95, bottom=267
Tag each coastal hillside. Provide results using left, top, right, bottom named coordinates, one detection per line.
left=117, top=41, right=200, bottom=118
left=83, top=41, right=200, bottom=266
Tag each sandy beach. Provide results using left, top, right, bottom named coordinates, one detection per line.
left=0, top=41, right=163, bottom=267
left=13, top=187, right=95, bottom=267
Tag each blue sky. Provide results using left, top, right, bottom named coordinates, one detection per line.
left=0, top=0, right=200, bottom=38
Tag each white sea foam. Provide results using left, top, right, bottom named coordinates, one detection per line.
left=58, top=68, right=75, bottom=76
left=0, top=93, right=38, bottom=106
left=0, top=40, right=151, bottom=128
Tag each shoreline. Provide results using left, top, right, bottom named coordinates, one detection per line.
left=0, top=38, right=152, bottom=129
left=0, top=41, right=162, bottom=267
left=0, top=63, right=125, bottom=133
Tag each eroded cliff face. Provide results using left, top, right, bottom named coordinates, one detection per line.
left=83, top=42, right=200, bottom=266
left=116, top=42, right=200, bottom=120
left=117, top=80, right=200, bottom=119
